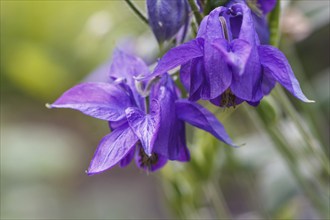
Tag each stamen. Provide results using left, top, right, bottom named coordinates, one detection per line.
left=219, top=16, right=230, bottom=41
left=135, top=80, right=146, bottom=96
left=135, top=76, right=161, bottom=98
left=139, top=147, right=159, bottom=172
left=220, top=89, right=236, bottom=108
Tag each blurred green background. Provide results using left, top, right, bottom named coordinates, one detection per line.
left=1, top=0, right=329, bottom=219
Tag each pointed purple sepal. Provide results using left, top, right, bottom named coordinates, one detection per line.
left=139, top=39, right=204, bottom=80
left=259, top=45, right=314, bottom=103
left=175, top=99, right=237, bottom=147
left=151, top=74, right=190, bottom=161
left=87, top=123, right=138, bottom=175
left=49, top=82, right=134, bottom=121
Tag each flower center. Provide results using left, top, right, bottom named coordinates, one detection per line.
left=139, top=147, right=159, bottom=169
left=220, top=89, right=237, bottom=108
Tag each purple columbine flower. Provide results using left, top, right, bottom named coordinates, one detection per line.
left=48, top=50, right=235, bottom=174
left=147, top=0, right=190, bottom=44
left=143, top=2, right=313, bottom=108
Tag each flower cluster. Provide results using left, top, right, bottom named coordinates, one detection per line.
left=49, top=50, right=235, bottom=174
left=49, top=0, right=312, bottom=174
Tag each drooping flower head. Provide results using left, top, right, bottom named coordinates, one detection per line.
left=48, top=50, right=236, bottom=174
left=143, top=1, right=312, bottom=108
left=147, top=0, right=190, bottom=44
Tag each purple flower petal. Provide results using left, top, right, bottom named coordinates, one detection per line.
left=119, top=147, right=135, bottom=168
left=202, top=7, right=233, bottom=99
left=180, top=61, right=192, bottom=92
left=229, top=58, right=263, bottom=102
left=180, top=57, right=205, bottom=102
left=228, top=3, right=263, bottom=102
left=259, top=45, right=314, bottom=102
left=212, top=38, right=252, bottom=76
left=175, top=15, right=190, bottom=44
left=260, top=67, right=276, bottom=95
left=175, top=99, right=236, bottom=147
left=151, top=74, right=190, bottom=161
left=125, top=100, right=161, bottom=156
left=109, top=119, right=127, bottom=131
left=176, top=138, right=190, bottom=161
left=228, top=0, right=271, bottom=44
left=258, top=0, right=277, bottom=14
left=147, top=0, right=189, bottom=43
left=110, top=49, right=148, bottom=110
left=229, top=0, right=276, bottom=15
left=196, top=14, right=208, bottom=38
left=251, top=12, right=270, bottom=44
left=110, top=49, right=150, bottom=80
left=202, top=44, right=232, bottom=100
left=204, top=7, right=227, bottom=41
left=49, top=82, right=134, bottom=121
left=232, top=2, right=260, bottom=45
left=247, top=100, right=260, bottom=106
left=142, top=39, right=204, bottom=80
left=87, top=123, right=138, bottom=175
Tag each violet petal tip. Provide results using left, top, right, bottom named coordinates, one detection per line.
left=45, top=103, right=52, bottom=109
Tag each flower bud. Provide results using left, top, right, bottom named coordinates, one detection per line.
left=147, top=0, right=189, bottom=43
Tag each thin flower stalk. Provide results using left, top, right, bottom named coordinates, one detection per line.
left=187, top=0, right=204, bottom=25
left=124, top=0, right=148, bottom=24
left=269, top=0, right=281, bottom=47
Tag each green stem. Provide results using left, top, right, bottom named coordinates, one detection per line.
left=191, top=21, right=198, bottom=37
left=203, top=0, right=212, bottom=15
left=124, top=0, right=148, bottom=25
left=269, top=0, right=281, bottom=47
left=188, top=0, right=204, bottom=25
